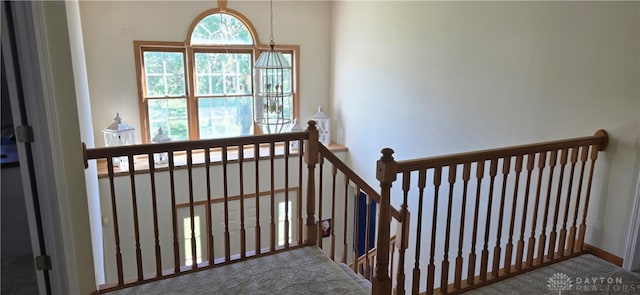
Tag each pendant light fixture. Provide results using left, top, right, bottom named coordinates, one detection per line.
left=254, top=0, right=292, bottom=134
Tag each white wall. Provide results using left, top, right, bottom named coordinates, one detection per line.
left=331, top=1, right=640, bottom=259
left=76, top=0, right=639, bottom=287
left=64, top=0, right=105, bottom=284
left=79, top=0, right=331, bottom=146
left=26, top=1, right=97, bottom=293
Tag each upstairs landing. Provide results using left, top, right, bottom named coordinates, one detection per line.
left=466, top=254, right=640, bottom=295
left=104, top=246, right=368, bottom=295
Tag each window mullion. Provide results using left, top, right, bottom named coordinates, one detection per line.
left=186, top=46, right=199, bottom=140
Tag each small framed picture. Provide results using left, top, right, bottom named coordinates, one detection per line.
left=321, top=218, right=331, bottom=238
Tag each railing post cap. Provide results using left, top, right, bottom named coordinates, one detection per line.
left=377, top=148, right=397, bottom=183
left=307, top=120, right=317, bottom=130
left=380, top=148, right=395, bottom=160
left=594, top=129, right=608, bottom=151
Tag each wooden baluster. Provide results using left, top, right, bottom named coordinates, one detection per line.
left=206, top=153, right=216, bottom=262
left=342, top=176, right=350, bottom=263
left=147, top=154, right=162, bottom=277
left=205, top=149, right=215, bottom=264
left=559, top=147, right=579, bottom=257
left=318, top=154, right=324, bottom=247
left=527, top=151, right=546, bottom=267
left=352, top=181, right=359, bottom=273
left=390, top=237, right=396, bottom=283
left=106, top=159, right=124, bottom=285
left=372, top=148, right=396, bottom=295
left=505, top=155, right=523, bottom=273
left=370, top=248, right=376, bottom=279
left=426, top=166, right=442, bottom=295
left=480, top=159, right=498, bottom=282
left=537, top=150, right=557, bottom=264
left=305, top=121, right=319, bottom=246
left=467, top=160, right=485, bottom=286
left=577, top=145, right=599, bottom=251
left=331, top=165, right=338, bottom=261
left=492, top=157, right=510, bottom=278
left=412, top=169, right=427, bottom=295
left=254, top=143, right=261, bottom=254
left=298, top=140, right=304, bottom=246
left=238, top=146, right=246, bottom=258
left=284, top=142, right=290, bottom=249
left=127, top=154, right=143, bottom=280
left=187, top=150, right=197, bottom=269
left=397, top=172, right=410, bottom=295
left=568, top=146, right=588, bottom=254
left=365, top=188, right=373, bottom=276
left=221, top=147, right=231, bottom=262
left=441, top=165, right=457, bottom=293
left=169, top=152, right=180, bottom=272
left=454, top=163, right=470, bottom=290
left=270, top=143, right=276, bottom=252
left=516, top=153, right=535, bottom=270
left=549, top=149, right=568, bottom=259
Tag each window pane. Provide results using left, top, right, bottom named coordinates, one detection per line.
left=191, top=13, right=253, bottom=45
left=148, top=98, right=188, bottom=140
left=183, top=216, right=201, bottom=266
left=144, top=51, right=186, bottom=97
left=198, top=96, right=252, bottom=139
left=282, top=53, right=293, bottom=93
left=278, top=201, right=292, bottom=246
left=195, top=53, right=251, bottom=96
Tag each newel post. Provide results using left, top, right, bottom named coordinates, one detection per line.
left=305, top=121, right=320, bottom=245
left=373, top=148, right=397, bottom=295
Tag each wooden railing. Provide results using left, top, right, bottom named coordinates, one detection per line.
left=84, top=123, right=608, bottom=295
left=353, top=235, right=398, bottom=281
left=83, top=121, right=404, bottom=293
left=373, top=130, right=609, bottom=295
left=84, top=123, right=320, bottom=292
left=317, top=144, right=405, bottom=285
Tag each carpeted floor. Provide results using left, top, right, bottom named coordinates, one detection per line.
left=106, top=246, right=368, bottom=295
left=465, top=254, right=640, bottom=295
left=1, top=255, right=39, bottom=295
left=102, top=251, right=639, bottom=295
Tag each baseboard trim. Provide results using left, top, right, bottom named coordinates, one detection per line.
left=584, top=243, right=624, bottom=267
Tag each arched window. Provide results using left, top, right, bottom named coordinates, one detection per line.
left=190, top=13, right=253, bottom=45
left=134, top=7, right=298, bottom=142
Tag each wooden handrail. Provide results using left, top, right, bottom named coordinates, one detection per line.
left=395, top=130, right=608, bottom=172
left=85, top=131, right=308, bottom=160
left=319, top=144, right=402, bottom=221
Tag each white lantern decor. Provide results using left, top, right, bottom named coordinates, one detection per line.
left=288, top=118, right=303, bottom=151
left=102, top=113, right=136, bottom=167
left=312, top=105, right=330, bottom=146
left=151, top=127, right=171, bottom=165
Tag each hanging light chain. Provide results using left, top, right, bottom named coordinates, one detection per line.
left=269, top=0, right=275, bottom=47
